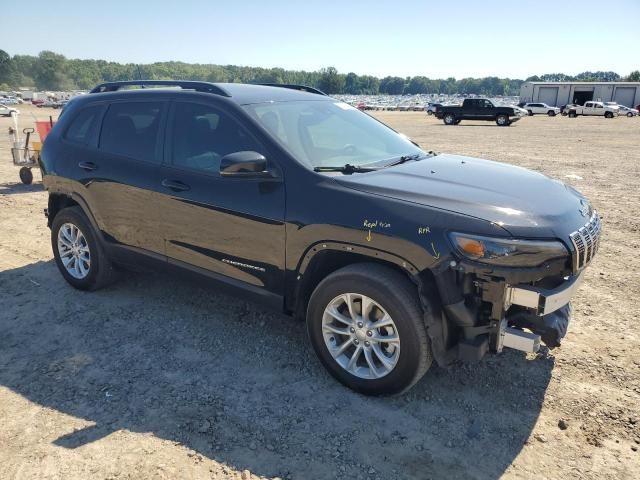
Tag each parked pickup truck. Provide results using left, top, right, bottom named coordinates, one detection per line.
left=566, top=101, right=619, bottom=118
left=436, top=98, right=527, bottom=126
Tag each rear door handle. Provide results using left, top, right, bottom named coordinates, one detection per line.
left=161, top=179, right=190, bottom=192
left=78, top=161, right=97, bottom=171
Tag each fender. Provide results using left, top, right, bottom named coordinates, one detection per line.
left=290, top=239, right=454, bottom=367
left=288, top=236, right=448, bottom=313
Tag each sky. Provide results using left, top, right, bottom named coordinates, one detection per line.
left=3, top=0, right=639, bottom=79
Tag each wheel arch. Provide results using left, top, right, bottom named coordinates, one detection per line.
left=291, top=242, right=419, bottom=319
left=291, top=243, right=451, bottom=367
left=47, top=193, right=104, bottom=243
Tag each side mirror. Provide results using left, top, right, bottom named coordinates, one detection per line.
left=220, top=151, right=268, bottom=176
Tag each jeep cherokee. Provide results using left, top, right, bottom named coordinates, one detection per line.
left=40, top=80, right=601, bottom=395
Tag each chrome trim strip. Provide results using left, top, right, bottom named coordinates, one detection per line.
left=580, top=230, right=589, bottom=267
left=569, top=211, right=601, bottom=273
left=221, top=258, right=266, bottom=272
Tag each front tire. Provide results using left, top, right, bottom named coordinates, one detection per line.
left=528, top=110, right=533, bottom=116
left=605, top=111, right=613, bottom=118
left=307, top=263, right=432, bottom=395
left=547, top=110, right=556, bottom=116
left=627, top=112, right=633, bottom=117
left=496, top=114, right=510, bottom=126
left=51, top=206, right=116, bottom=291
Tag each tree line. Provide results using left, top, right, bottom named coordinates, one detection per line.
left=0, top=50, right=638, bottom=96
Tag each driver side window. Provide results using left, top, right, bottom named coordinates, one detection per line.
left=171, top=102, right=262, bottom=173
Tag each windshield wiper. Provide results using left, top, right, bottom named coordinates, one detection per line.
left=313, top=164, right=380, bottom=174
left=383, top=151, right=437, bottom=168
left=313, top=151, right=438, bottom=175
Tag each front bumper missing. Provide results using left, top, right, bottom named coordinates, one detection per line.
left=435, top=262, right=583, bottom=363
left=505, top=271, right=585, bottom=316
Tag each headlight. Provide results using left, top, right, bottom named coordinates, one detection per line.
left=448, top=232, right=568, bottom=267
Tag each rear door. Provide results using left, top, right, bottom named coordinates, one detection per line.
left=157, top=99, right=286, bottom=297
left=86, top=99, right=168, bottom=258
left=583, top=102, right=596, bottom=115
left=463, top=99, right=481, bottom=120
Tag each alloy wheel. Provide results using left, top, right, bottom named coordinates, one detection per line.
left=321, top=293, right=400, bottom=379
left=57, top=222, right=91, bottom=279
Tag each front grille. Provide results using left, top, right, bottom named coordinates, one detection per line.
left=569, top=211, right=601, bottom=272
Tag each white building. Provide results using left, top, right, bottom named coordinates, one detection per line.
left=519, top=81, right=640, bottom=107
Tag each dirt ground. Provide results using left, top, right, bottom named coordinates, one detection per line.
left=1, top=105, right=639, bottom=480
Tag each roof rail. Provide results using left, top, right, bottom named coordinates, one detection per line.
left=258, top=83, right=327, bottom=96
left=89, top=80, right=230, bottom=96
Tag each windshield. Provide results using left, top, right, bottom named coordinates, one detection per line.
left=243, top=100, right=423, bottom=168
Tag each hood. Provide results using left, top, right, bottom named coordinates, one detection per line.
left=335, top=154, right=588, bottom=238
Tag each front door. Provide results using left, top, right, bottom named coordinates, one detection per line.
left=158, top=100, right=286, bottom=296
left=479, top=99, right=495, bottom=119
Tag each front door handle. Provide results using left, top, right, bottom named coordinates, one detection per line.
left=78, top=161, right=97, bottom=171
left=161, top=179, right=190, bottom=192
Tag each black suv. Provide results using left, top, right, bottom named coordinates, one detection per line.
left=40, top=80, right=601, bottom=395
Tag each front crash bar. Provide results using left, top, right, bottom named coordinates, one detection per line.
left=505, top=271, right=585, bottom=316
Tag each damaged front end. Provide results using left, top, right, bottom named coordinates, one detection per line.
left=425, top=214, right=601, bottom=364
left=430, top=261, right=578, bottom=364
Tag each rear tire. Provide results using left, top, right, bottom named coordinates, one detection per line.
left=443, top=113, right=456, bottom=125
left=307, top=263, right=432, bottom=395
left=51, top=206, right=116, bottom=291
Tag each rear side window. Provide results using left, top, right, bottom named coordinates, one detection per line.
left=65, top=105, right=102, bottom=145
left=99, top=102, right=163, bottom=162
